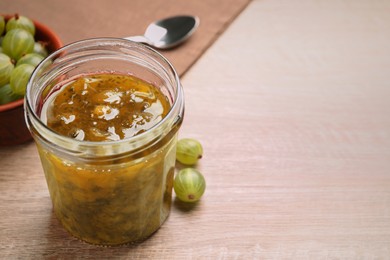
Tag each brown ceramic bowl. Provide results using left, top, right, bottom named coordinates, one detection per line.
left=0, top=15, right=63, bottom=146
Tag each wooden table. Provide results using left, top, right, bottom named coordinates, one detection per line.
left=1, top=0, right=390, bottom=258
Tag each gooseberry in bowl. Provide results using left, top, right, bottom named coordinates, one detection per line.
left=0, top=14, right=62, bottom=146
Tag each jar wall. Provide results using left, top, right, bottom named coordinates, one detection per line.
left=37, top=133, right=177, bottom=245
left=25, top=38, right=184, bottom=245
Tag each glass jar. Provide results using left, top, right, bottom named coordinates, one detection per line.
left=25, top=38, right=184, bottom=246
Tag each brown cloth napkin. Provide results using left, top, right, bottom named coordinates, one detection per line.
left=1, top=0, right=251, bottom=76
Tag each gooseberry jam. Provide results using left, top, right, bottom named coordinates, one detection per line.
left=35, top=73, right=177, bottom=245
left=35, top=73, right=178, bottom=245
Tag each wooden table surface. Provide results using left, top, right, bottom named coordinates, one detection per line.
left=2, top=0, right=390, bottom=258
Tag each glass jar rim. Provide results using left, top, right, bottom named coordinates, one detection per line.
left=25, top=37, right=184, bottom=154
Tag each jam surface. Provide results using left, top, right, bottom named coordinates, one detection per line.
left=44, top=73, right=170, bottom=141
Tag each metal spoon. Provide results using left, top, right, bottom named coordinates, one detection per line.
left=125, top=15, right=199, bottom=49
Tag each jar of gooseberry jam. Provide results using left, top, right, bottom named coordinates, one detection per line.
left=25, top=38, right=184, bottom=245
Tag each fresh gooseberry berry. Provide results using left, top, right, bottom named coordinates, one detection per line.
left=176, top=138, right=203, bottom=165
left=2, top=28, right=34, bottom=61
left=10, top=63, right=34, bottom=95
left=0, top=16, right=5, bottom=35
left=0, top=53, right=14, bottom=87
left=5, top=14, right=35, bottom=36
left=33, top=41, right=49, bottom=58
left=174, top=168, right=206, bottom=203
left=0, top=84, right=22, bottom=105
left=16, top=53, right=44, bottom=67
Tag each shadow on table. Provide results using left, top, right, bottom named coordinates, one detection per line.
left=173, top=197, right=201, bottom=213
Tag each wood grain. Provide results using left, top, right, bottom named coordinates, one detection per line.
left=1, top=0, right=390, bottom=258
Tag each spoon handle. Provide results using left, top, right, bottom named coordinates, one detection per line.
left=124, top=36, right=151, bottom=45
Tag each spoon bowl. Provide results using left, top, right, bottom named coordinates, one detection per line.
left=125, top=15, right=199, bottom=49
